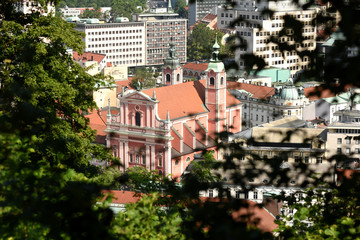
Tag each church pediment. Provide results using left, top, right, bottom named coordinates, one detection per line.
left=122, top=90, right=156, bottom=102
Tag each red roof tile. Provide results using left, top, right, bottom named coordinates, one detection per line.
left=200, top=197, right=277, bottom=233
left=183, top=62, right=209, bottom=72
left=304, top=84, right=353, bottom=101
left=232, top=200, right=278, bottom=233
left=227, top=82, right=275, bottom=100
left=142, top=80, right=208, bottom=120
left=100, top=190, right=142, bottom=204
left=73, top=51, right=106, bottom=64
left=142, top=80, right=241, bottom=120
left=87, top=109, right=118, bottom=144
left=115, top=78, right=133, bottom=93
left=202, top=13, right=217, bottom=22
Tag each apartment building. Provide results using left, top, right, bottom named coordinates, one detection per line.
left=327, top=110, right=360, bottom=165
left=218, top=0, right=317, bottom=78
left=228, top=78, right=313, bottom=129
left=189, top=0, right=228, bottom=26
left=133, top=13, right=187, bottom=66
left=75, top=22, right=146, bottom=67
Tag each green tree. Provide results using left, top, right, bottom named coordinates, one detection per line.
left=131, top=67, right=156, bottom=89
left=110, top=0, right=146, bottom=21
left=81, top=8, right=102, bottom=18
left=0, top=1, right=116, bottom=238
left=174, top=0, right=188, bottom=19
left=112, top=193, right=185, bottom=240
left=187, top=23, right=224, bottom=61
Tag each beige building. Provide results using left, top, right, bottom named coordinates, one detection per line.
left=326, top=110, right=360, bottom=167
left=231, top=117, right=327, bottom=164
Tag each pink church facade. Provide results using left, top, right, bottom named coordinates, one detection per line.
left=105, top=41, right=242, bottom=178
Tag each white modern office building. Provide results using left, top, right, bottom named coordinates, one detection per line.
left=218, top=0, right=317, bottom=78
left=75, top=22, right=147, bottom=67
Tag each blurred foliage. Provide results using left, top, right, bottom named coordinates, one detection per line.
left=187, top=23, right=224, bottom=61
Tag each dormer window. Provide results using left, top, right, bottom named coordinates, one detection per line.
left=177, top=73, right=180, bottom=82
left=210, top=77, right=215, bottom=86
left=220, top=77, right=224, bottom=85
left=166, top=74, right=171, bottom=82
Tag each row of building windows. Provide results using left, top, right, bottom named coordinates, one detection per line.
left=128, top=153, right=163, bottom=167
left=337, top=138, right=360, bottom=144
left=89, top=36, right=142, bottom=42
left=271, top=13, right=315, bottom=20
left=88, top=46, right=143, bottom=53
left=85, top=24, right=144, bottom=30
left=88, top=29, right=142, bottom=35
left=335, top=129, right=360, bottom=133
left=107, top=54, right=142, bottom=59
left=337, top=148, right=360, bottom=154
left=111, top=59, right=142, bottom=65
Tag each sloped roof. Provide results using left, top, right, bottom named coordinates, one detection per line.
left=73, top=51, right=106, bottom=64
left=304, top=84, right=353, bottom=101
left=202, top=13, right=217, bottom=22
left=86, top=108, right=119, bottom=144
left=142, top=79, right=241, bottom=120
left=183, top=62, right=209, bottom=72
left=227, top=82, right=275, bottom=100
left=100, top=190, right=142, bottom=204
left=142, top=80, right=208, bottom=120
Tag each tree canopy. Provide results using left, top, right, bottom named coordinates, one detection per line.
left=110, top=0, right=146, bottom=21
left=187, top=23, right=224, bottom=61
left=174, top=0, right=188, bottom=19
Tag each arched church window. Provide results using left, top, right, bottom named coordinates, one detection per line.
left=166, top=74, right=171, bottom=82
left=220, top=77, right=224, bottom=85
left=136, top=155, right=140, bottom=163
left=142, top=155, right=146, bottom=165
left=158, top=156, right=163, bottom=167
left=177, top=74, right=180, bottom=82
left=135, top=112, right=141, bottom=126
left=129, top=153, right=133, bottom=163
left=210, top=77, right=215, bottom=86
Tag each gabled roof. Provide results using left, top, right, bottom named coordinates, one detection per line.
left=227, top=82, right=275, bottom=100
left=202, top=13, right=217, bottom=22
left=142, top=80, right=208, bottom=120
left=142, top=79, right=241, bottom=120
left=183, top=62, right=209, bottom=72
left=73, top=51, right=106, bottom=64
left=86, top=108, right=119, bottom=144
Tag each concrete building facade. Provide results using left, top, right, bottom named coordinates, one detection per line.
left=75, top=22, right=146, bottom=67
left=217, top=0, right=317, bottom=78
left=133, top=13, right=187, bottom=66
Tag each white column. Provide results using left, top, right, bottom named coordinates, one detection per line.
left=151, top=145, right=155, bottom=170
left=146, top=105, right=150, bottom=127
left=145, top=144, right=150, bottom=170
left=125, top=103, right=129, bottom=125
left=118, top=139, right=124, bottom=169
left=164, top=144, right=172, bottom=176
left=124, top=141, right=129, bottom=170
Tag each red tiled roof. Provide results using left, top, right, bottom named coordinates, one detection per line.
left=73, top=51, right=106, bottom=64
left=142, top=80, right=241, bottom=120
left=200, top=197, right=277, bottom=233
left=142, top=80, right=208, bottom=120
left=101, top=190, right=142, bottom=204
left=106, top=62, right=112, bottom=67
left=115, top=78, right=133, bottom=93
left=202, top=13, right=217, bottom=22
left=183, top=62, right=209, bottom=72
left=304, top=84, right=353, bottom=101
left=232, top=200, right=278, bottom=233
left=227, top=82, right=275, bottom=100
left=87, top=109, right=118, bottom=144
